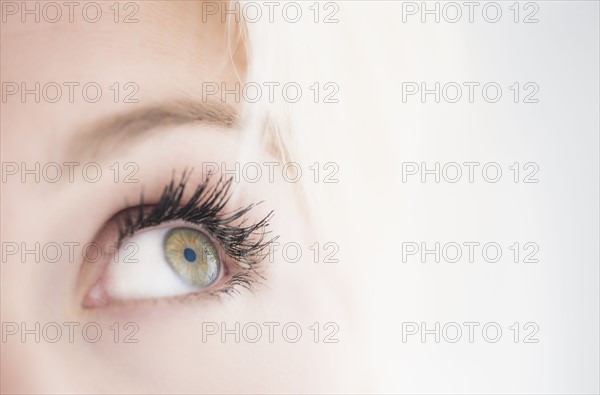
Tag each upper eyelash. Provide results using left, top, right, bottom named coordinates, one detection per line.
left=117, top=170, right=278, bottom=271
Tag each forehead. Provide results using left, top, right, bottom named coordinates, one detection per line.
left=1, top=1, right=245, bottom=160
left=1, top=1, right=229, bottom=79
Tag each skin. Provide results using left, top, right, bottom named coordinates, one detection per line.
left=1, top=1, right=366, bottom=393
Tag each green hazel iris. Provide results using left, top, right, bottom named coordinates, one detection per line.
left=164, top=228, right=220, bottom=288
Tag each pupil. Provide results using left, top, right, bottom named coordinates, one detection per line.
left=183, top=248, right=197, bottom=263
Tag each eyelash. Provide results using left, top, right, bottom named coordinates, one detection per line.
left=114, top=170, right=277, bottom=299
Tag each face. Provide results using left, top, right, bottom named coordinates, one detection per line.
left=1, top=2, right=364, bottom=392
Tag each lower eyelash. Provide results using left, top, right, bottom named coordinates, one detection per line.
left=116, top=170, right=278, bottom=292
left=220, top=271, right=264, bottom=295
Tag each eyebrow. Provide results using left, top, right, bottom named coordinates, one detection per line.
left=69, top=99, right=239, bottom=159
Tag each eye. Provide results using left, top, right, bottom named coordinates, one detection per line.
left=81, top=173, right=277, bottom=308
left=89, top=223, right=225, bottom=304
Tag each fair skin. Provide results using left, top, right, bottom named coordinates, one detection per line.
left=1, top=2, right=362, bottom=393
